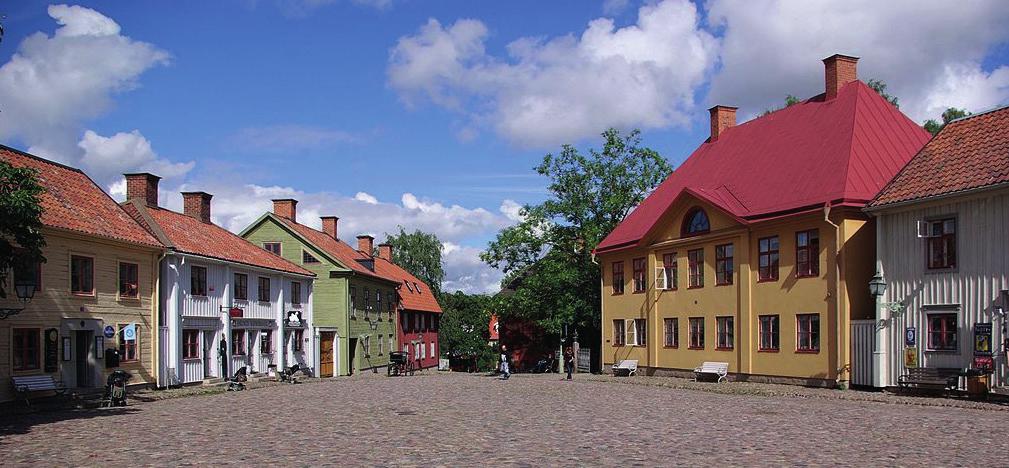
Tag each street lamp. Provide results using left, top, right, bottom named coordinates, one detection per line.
left=1, top=276, right=37, bottom=320
left=869, top=271, right=904, bottom=328
left=868, top=273, right=886, bottom=298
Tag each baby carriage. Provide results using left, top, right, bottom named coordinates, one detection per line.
left=102, top=370, right=132, bottom=407
left=226, top=366, right=248, bottom=391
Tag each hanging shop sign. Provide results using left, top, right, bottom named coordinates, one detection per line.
left=103, top=325, right=116, bottom=338
left=229, top=307, right=244, bottom=318
left=905, top=327, right=916, bottom=347
left=287, top=311, right=304, bottom=328
left=974, top=322, right=993, bottom=355
left=903, top=347, right=919, bottom=368
left=123, top=323, right=137, bottom=341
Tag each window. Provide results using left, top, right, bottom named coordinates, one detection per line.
left=190, top=266, right=207, bottom=296
left=292, top=329, right=304, bottom=352
left=118, top=324, right=138, bottom=362
left=118, top=262, right=139, bottom=298
left=414, top=282, right=421, bottom=294
left=232, top=330, right=246, bottom=355
left=796, top=314, right=820, bottom=352
left=376, top=290, right=382, bottom=318
left=611, top=262, right=625, bottom=295
left=758, top=236, right=780, bottom=281
left=430, top=341, right=436, bottom=358
left=364, top=287, right=371, bottom=311
left=258, top=277, right=271, bottom=302
left=350, top=287, right=357, bottom=317
left=364, top=335, right=372, bottom=356
left=261, top=330, right=273, bottom=354
left=663, top=318, right=679, bottom=348
left=234, top=273, right=248, bottom=300
left=612, top=319, right=626, bottom=346
left=632, top=258, right=646, bottom=293
left=302, top=250, right=319, bottom=264
left=71, top=255, right=94, bottom=295
left=419, top=338, right=425, bottom=359
left=389, top=336, right=394, bottom=356
left=688, top=249, right=704, bottom=288
left=926, top=218, right=956, bottom=270
left=716, top=317, right=734, bottom=350
left=927, top=313, right=958, bottom=351
left=378, top=335, right=384, bottom=355
left=796, top=230, right=820, bottom=278
left=12, top=328, right=40, bottom=371
left=759, top=315, right=780, bottom=351
left=630, top=319, right=646, bottom=346
left=263, top=242, right=281, bottom=255
left=405, top=280, right=414, bottom=293
left=290, top=281, right=302, bottom=305
left=715, top=244, right=734, bottom=285
left=689, top=318, right=704, bottom=349
left=182, top=330, right=200, bottom=359
left=682, top=207, right=710, bottom=236
left=662, top=253, right=678, bottom=290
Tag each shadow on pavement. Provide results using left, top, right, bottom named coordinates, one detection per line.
left=1, top=406, right=139, bottom=437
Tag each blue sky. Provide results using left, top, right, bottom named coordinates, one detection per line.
left=2, top=0, right=1008, bottom=293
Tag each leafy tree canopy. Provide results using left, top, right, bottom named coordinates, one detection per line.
left=0, top=161, right=47, bottom=298
left=383, top=226, right=444, bottom=297
left=867, top=78, right=899, bottom=108
left=438, top=291, right=494, bottom=367
left=924, top=107, right=970, bottom=136
left=761, top=94, right=802, bottom=116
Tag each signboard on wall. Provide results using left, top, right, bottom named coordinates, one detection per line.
left=44, top=328, right=59, bottom=372
left=974, top=323, right=993, bottom=355
left=905, top=327, right=916, bottom=347
left=903, top=347, right=919, bottom=368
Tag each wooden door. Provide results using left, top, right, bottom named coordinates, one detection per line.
left=319, top=332, right=334, bottom=377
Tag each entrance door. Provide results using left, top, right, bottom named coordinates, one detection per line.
left=347, top=338, right=357, bottom=376
left=319, top=332, right=335, bottom=377
left=74, top=330, right=93, bottom=387
left=203, top=331, right=215, bottom=378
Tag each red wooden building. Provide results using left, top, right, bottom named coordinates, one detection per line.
left=374, top=244, right=443, bottom=370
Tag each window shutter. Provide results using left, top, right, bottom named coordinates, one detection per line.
left=655, top=267, right=667, bottom=290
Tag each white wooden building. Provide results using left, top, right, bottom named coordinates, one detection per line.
left=866, top=105, right=1009, bottom=390
left=120, top=173, right=316, bottom=386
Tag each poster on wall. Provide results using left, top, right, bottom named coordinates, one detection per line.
left=903, top=347, right=919, bottom=368
left=974, top=323, right=992, bottom=355
left=44, top=328, right=59, bottom=372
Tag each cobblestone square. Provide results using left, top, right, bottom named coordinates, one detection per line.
left=2, top=373, right=1007, bottom=466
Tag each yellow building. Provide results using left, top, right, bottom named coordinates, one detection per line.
left=1, top=146, right=163, bottom=402
left=595, top=55, right=932, bottom=387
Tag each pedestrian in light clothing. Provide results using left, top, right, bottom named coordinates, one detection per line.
left=500, top=345, right=511, bottom=380
left=564, top=347, right=574, bottom=380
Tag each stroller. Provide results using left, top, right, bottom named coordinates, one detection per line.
left=102, top=370, right=132, bottom=407
left=226, top=366, right=248, bottom=391
left=278, top=364, right=302, bottom=384
left=531, top=355, right=557, bottom=373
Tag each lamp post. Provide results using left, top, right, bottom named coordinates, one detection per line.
left=0, top=277, right=37, bottom=320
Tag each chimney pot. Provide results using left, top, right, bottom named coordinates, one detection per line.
left=181, top=192, right=213, bottom=223
left=357, top=235, right=375, bottom=256
left=321, top=216, right=339, bottom=239
left=272, top=199, right=298, bottom=222
left=378, top=243, right=393, bottom=261
left=708, top=105, right=738, bottom=142
left=823, top=54, right=859, bottom=100
left=124, top=173, right=161, bottom=207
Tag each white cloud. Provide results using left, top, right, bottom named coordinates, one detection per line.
left=79, top=130, right=194, bottom=186
left=441, top=242, right=503, bottom=294
left=705, top=0, right=1009, bottom=122
left=499, top=199, right=524, bottom=222
left=388, top=0, right=718, bottom=147
left=229, top=124, right=361, bottom=152
left=602, top=0, right=631, bottom=15
left=354, top=192, right=379, bottom=204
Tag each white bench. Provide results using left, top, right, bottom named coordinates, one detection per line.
left=612, top=359, right=638, bottom=377
left=11, top=375, right=67, bottom=407
left=693, top=362, right=729, bottom=383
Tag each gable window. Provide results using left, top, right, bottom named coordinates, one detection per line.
left=927, top=313, right=958, bottom=351
left=632, top=258, right=647, bottom=293
left=663, top=318, right=678, bottom=348
left=611, top=262, right=625, bottom=295
left=263, top=242, right=281, bottom=255
left=71, top=255, right=94, bottom=295
left=796, top=314, right=820, bottom=352
left=682, top=207, right=710, bottom=237
left=796, top=230, right=820, bottom=278
left=182, top=330, right=200, bottom=360
left=662, top=253, right=677, bottom=290
left=190, top=265, right=207, bottom=297
left=118, top=324, right=139, bottom=362
left=758, top=236, right=780, bottom=281
left=302, top=250, right=320, bottom=264
left=258, top=277, right=271, bottom=302
left=688, top=248, right=704, bottom=288
left=925, top=218, right=956, bottom=270
left=12, top=328, right=40, bottom=371
left=689, top=317, right=704, bottom=349
left=759, top=315, right=780, bottom=351
left=290, top=281, right=302, bottom=305
left=715, top=244, right=734, bottom=285
left=232, top=330, right=246, bottom=356
left=119, top=262, right=139, bottom=299
left=234, top=273, right=248, bottom=301
left=716, top=316, right=734, bottom=350
left=612, top=319, right=626, bottom=346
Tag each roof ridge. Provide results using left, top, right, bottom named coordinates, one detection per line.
left=946, top=102, right=1009, bottom=126
left=0, top=144, right=86, bottom=175
left=839, top=82, right=864, bottom=195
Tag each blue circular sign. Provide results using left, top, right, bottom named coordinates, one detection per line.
left=104, top=325, right=116, bottom=338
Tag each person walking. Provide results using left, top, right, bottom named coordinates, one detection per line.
left=564, top=346, right=574, bottom=380
left=500, top=345, right=511, bottom=380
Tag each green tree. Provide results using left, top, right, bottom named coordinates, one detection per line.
left=924, top=107, right=970, bottom=136
left=761, top=94, right=802, bottom=116
left=481, top=128, right=672, bottom=339
left=438, top=291, right=494, bottom=368
left=867, top=78, right=899, bottom=108
left=382, top=226, right=445, bottom=297
left=0, top=161, right=47, bottom=298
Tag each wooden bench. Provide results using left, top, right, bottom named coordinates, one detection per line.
left=693, top=362, right=729, bottom=383
left=612, top=360, right=638, bottom=377
left=898, top=367, right=960, bottom=396
left=11, top=375, right=67, bottom=407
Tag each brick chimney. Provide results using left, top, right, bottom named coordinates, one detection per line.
left=181, top=192, right=213, bottom=223
left=321, top=216, right=339, bottom=239
left=378, top=243, right=393, bottom=261
left=272, top=199, right=297, bottom=222
left=823, top=54, right=859, bottom=100
left=124, top=173, right=161, bottom=207
left=357, top=235, right=374, bottom=256
left=709, top=105, right=737, bottom=142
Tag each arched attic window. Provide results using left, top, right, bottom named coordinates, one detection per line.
left=682, top=207, right=710, bottom=237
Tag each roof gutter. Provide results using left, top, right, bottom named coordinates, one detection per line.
left=175, top=250, right=316, bottom=279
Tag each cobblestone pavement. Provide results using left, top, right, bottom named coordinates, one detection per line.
left=2, top=372, right=1008, bottom=466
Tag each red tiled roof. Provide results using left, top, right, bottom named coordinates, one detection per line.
left=596, top=81, right=931, bottom=253
left=273, top=216, right=396, bottom=283
left=870, top=105, right=1009, bottom=207
left=1, top=145, right=162, bottom=248
left=130, top=202, right=313, bottom=276
left=374, top=257, right=442, bottom=313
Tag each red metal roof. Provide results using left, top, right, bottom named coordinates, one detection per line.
left=1, top=145, right=162, bottom=248
left=596, top=81, right=931, bottom=253
left=374, top=257, right=442, bottom=314
left=870, top=105, right=1009, bottom=207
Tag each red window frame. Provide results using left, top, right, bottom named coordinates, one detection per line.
left=119, top=262, right=139, bottom=299
left=232, top=329, right=246, bottom=356
left=688, top=249, right=704, bottom=288
left=926, top=218, right=956, bottom=270
left=258, top=277, right=271, bottom=302
left=927, top=313, right=958, bottom=351
left=632, top=258, right=646, bottom=293
left=291, top=281, right=302, bottom=305
left=12, top=328, right=40, bottom=371
left=612, top=319, right=626, bottom=346
left=611, top=262, right=625, bottom=295
left=118, top=324, right=139, bottom=362
left=263, top=242, right=281, bottom=255
left=688, top=317, right=704, bottom=349
left=759, top=315, right=780, bottom=351
left=663, top=318, right=678, bottom=348
left=234, top=273, right=248, bottom=301
left=662, top=253, right=677, bottom=290
left=261, top=330, right=273, bottom=354
left=182, top=329, right=200, bottom=360
left=796, top=314, right=820, bottom=352
left=758, top=236, right=780, bottom=282
left=191, top=266, right=207, bottom=296
left=71, top=255, right=94, bottom=295
left=716, top=316, right=734, bottom=350
left=795, top=230, right=820, bottom=278
left=715, top=244, right=734, bottom=285
left=292, top=329, right=304, bottom=352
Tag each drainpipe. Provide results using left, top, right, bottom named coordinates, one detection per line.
left=823, top=203, right=845, bottom=389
